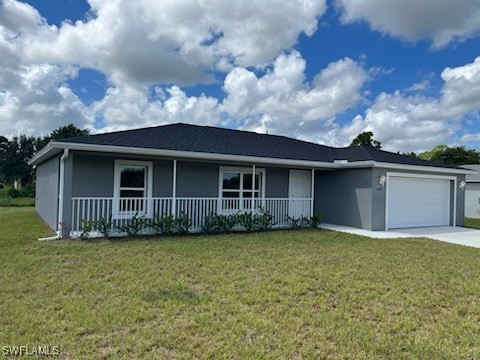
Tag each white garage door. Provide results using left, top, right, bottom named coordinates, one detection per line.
left=387, top=176, right=451, bottom=229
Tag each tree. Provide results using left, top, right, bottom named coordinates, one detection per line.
left=419, top=145, right=480, bottom=165
left=0, top=136, right=37, bottom=185
left=37, top=124, right=90, bottom=150
left=350, top=131, right=381, bottom=149
left=0, top=124, right=90, bottom=186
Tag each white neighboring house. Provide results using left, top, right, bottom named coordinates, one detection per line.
left=465, top=165, right=480, bottom=219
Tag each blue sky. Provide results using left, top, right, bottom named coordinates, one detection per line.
left=1, top=0, right=480, bottom=152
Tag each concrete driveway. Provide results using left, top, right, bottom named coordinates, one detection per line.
left=320, top=223, right=480, bottom=249
left=398, top=226, right=480, bottom=249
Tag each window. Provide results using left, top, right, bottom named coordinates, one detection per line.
left=219, top=167, right=265, bottom=212
left=113, top=160, right=153, bottom=217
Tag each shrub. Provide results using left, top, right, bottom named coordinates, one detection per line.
left=202, top=213, right=238, bottom=233
left=174, top=213, right=191, bottom=234
left=79, top=215, right=115, bottom=239
left=7, top=185, right=35, bottom=198
left=8, top=188, right=20, bottom=198
left=237, top=212, right=256, bottom=231
left=149, top=213, right=192, bottom=235
left=309, top=213, right=323, bottom=228
left=150, top=214, right=176, bottom=235
left=287, top=214, right=323, bottom=228
left=237, top=210, right=274, bottom=232
left=254, top=210, right=274, bottom=231
left=117, top=213, right=148, bottom=236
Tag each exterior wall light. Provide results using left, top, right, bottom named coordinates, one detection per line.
left=379, top=176, right=386, bottom=186
left=459, top=181, right=466, bottom=190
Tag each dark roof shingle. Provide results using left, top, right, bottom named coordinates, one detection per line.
left=61, top=123, right=459, bottom=169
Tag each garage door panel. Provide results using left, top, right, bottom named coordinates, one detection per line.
left=387, top=176, right=450, bottom=229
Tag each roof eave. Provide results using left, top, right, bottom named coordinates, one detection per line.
left=29, top=141, right=476, bottom=175
left=38, top=141, right=340, bottom=169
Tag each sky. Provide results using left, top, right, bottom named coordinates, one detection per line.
left=1, top=0, right=480, bottom=153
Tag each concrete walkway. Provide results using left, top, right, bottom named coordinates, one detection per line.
left=320, top=223, right=480, bottom=249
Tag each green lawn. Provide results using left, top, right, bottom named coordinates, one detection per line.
left=2, top=207, right=480, bottom=359
left=465, top=217, right=480, bottom=230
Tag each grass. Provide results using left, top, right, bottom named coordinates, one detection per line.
left=465, top=217, right=480, bottom=230
left=0, top=186, right=35, bottom=206
left=1, top=207, right=480, bottom=359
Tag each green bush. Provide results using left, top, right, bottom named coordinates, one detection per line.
left=8, top=188, right=20, bottom=198
left=287, top=214, right=323, bottom=228
left=202, top=213, right=238, bottom=233
left=150, top=214, right=176, bottom=235
left=237, top=210, right=274, bottom=231
left=7, top=185, right=35, bottom=198
left=117, top=213, right=148, bottom=236
left=80, top=215, right=115, bottom=239
left=174, top=213, right=191, bottom=235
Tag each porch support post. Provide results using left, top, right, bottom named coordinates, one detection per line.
left=252, top=164, right=256, bottom=212
left=311, top=168, right=315, bottom=217
left=172, top=160, right=177, bottom=217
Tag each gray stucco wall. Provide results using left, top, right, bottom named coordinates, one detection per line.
left=69, top=153, right=292, bottom=199
left=176, top=161, right=218, bottom=197
left=315, top=168, right=373, bottom=230
left=71, top=153, right=173, bottom=197
left=265, top=167, right=289, bottom=198
left=465, top=183, right=480, bottom=219
left=35, top=155, right=60, bottom=230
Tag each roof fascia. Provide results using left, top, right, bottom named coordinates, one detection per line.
left=41, top=142, right=339, bottom=169
left=30, top=141, right=477, bottom=175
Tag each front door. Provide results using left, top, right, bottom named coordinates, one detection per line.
left=288, top=170, right=311, bottom=219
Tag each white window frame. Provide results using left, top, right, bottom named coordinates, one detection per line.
left=218, top=166, right=266, bottom=213
left=113, top=159, right=153, bottom=218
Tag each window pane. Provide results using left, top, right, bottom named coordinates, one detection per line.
left=243, top=173, right=252, bottom=190
left=242, top=191, right=261, bottom=198
left=255, top=174, right=261, bottom=189
left=223, top=172, right=240, bottom=190
left=120, top=167, right=145, bottom=188
left=120, top=190, right=144, bottom=198
left=222, top=191, right=240, bottom=198
left=243, top=173, right=261, bottom=190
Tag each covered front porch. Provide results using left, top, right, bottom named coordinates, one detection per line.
left=70, top=196, right=313, bottom=235
left=67, top=154, right=318, bottom=236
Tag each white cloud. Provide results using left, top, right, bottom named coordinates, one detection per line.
left=222, top=52, right=367, bottom=135
left=0, top=64, right=92, bottom=137
left=405, top=80, right=430, bottom=92
left=336, top=0, right=480, bottom=48
left=338, top=57, right=480, bottom=152
left=0, top=0, right=327, bottom=136
left=91, top=85, right=221, bottom=133
left=461, top=133, right=480, bottom=142
left=9, top=0, right=326, bottom=86
left=90, top=52, right=368, bottom=140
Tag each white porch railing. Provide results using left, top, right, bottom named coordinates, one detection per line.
left=70, top=197, right=312, bottom=235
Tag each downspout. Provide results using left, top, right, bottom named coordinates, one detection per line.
left=38, top=149, right=69, bottom=241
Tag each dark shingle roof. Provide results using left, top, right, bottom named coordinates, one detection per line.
left=465, top=165, right=480, bottom=181
left=60, top=123, right=458, bottom=169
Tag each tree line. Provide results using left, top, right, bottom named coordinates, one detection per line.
left=0, top=124, right=89, bottom=186
left=349, top=131, right=480, bottom=165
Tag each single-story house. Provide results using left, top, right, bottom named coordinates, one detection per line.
left=465, top=164, right=480, bottom=219
left=29, top=123, right=472, bottom=238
